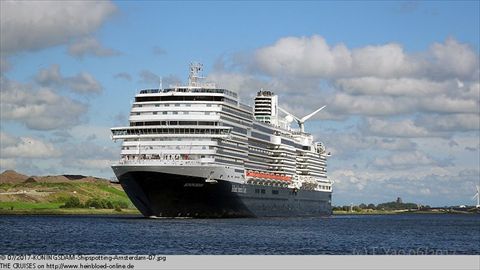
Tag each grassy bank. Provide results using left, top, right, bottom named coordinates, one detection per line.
left=0, top=206, right=141, bottom=215
left=0, top=180, right=140, bottom=215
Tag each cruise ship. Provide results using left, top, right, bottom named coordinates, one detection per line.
left=111, top=63, right=333, bottom=218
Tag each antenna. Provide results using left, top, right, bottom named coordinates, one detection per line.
left=278, top=105, right=326, bottom=132
left=159, top=76, right=163, bottom=90
left=188, top=62, right=204, bottom=86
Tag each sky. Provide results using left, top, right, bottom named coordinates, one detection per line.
left=1, top=1, right=479, bottom=207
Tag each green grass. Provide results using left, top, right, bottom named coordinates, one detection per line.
left=96, top=184, right=128, bottom=198
left=0, top=201, right=64, bottom=210
left=0, top=181, right=138, bottom=215
left=0, top=207, right=141, bottom=215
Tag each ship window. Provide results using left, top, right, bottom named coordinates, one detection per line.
left=155, top=104, right=159, bottom=107
left=175, top=104, right=180, bottom=107
left=272, top=190, right=279, bottom=195
left=261, top=189, right=266, bottom=194
left=153, top=112, right=157, bottom=115
left=163, top=112, right=167, bottom=115
left=173, top=112, right=178, bottom=115
left=255, top=189, right=260, bottom=194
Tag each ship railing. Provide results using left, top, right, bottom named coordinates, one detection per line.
left=117, top=158, right=205, bottom=166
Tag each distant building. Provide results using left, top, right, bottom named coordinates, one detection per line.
left=396, top=197, right=403, bottom=204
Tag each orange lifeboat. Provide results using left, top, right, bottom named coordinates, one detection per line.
left=246, top=171, right=292, bottom=182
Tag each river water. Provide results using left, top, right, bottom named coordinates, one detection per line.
left=1, top=214, right=479, bottom=254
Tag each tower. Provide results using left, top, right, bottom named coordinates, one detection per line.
left=254, top=90, right=278, bottom=125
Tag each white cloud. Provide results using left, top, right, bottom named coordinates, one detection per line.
left=36, top=64, right=63, bottom=85
left=254, top=35, right=352, bottom=78
left=253, top=35, right=479, bottom=80
left=67, top=72, right=103, bottom=94
left=0, top=158, right=16, bottom=170
left=1, top=136, right=60, bottom=159
left=0, top=1, right=117, bottom=55
left=418, top=94, right=479, bottom=114
left=0, top=77, right=88, bottom=130
left=331, top=167, right=479, bottom=205
left=335, top=77, right=450, bottom=97
left=427, top=38, right=480, bottom=80
left=373, top=138, right=417, bottom=151
left=365, top=118, right=430, bottom=137
left=76, top=159, right=115, bottom=170
left=329, top=93, right=415, bottom=116
left=36, top=64, right=103, bottom=94
left=0, top=131, right=18, bottom=147
left=207, top=71, right=268, bottom=100
left=351, top=43, right=416, bottom=78
left=321, top=133, right=417, bottom=158
left=417, top=113, right=480, bottom=132
left=463, top=82, right=480, bottom=99
left=68, top=37, right=120, bottom=58
left=372, top=151, right=436, bottom=169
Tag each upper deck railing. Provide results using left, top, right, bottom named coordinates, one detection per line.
left=139, top=88, right=238, bottom=98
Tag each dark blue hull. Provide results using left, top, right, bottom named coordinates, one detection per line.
left=118, top=171, right=332, bottom=218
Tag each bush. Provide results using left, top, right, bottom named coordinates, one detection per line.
left=61, top=196, right=82, bottom=208
left=113, top=200, right=129, bottom=209
left=84, top=198, right=129, bottom=209
left=85, top=198, right=103, bottom=209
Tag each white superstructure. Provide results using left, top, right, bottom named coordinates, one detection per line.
left=111, top=63, right=332, bottom=193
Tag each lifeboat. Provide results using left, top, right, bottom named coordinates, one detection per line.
left=246, top=171, right=292, bottom=182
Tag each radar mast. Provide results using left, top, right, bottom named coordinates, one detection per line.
left=188, top=62, right=204, bottom=86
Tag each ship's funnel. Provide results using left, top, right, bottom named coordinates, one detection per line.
left=279, top=105, right=326, bottom=132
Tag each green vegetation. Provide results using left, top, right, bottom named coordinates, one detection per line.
left=0, top=180, right=140, bottom=215
left=59, top=196, right=130, bottom=209
left=376, top=201, right=419, bottom=210
left=332, top=197, right=432, bottom=215
left=62, top=196, right=82, bottom=208
left=0, top=201, right=64, bottom=210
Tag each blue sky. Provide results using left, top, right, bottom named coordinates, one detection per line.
left=1, top=1, right=479, bottom=206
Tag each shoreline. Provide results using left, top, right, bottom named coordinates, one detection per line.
left=333, top=209, right=479, bottom=215
left=0, top=208, right=141, bottom=215
left=1, top=208, right=477, bottom=216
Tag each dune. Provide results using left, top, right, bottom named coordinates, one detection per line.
left=0, top=170, right=111, bottom=184
left=0, top=170, right=29, bottom=183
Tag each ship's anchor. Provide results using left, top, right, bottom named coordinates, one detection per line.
left=205, top=171, right=218, bottom=184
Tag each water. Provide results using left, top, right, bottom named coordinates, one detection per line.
left=1, top=214, right=479, bottom=255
